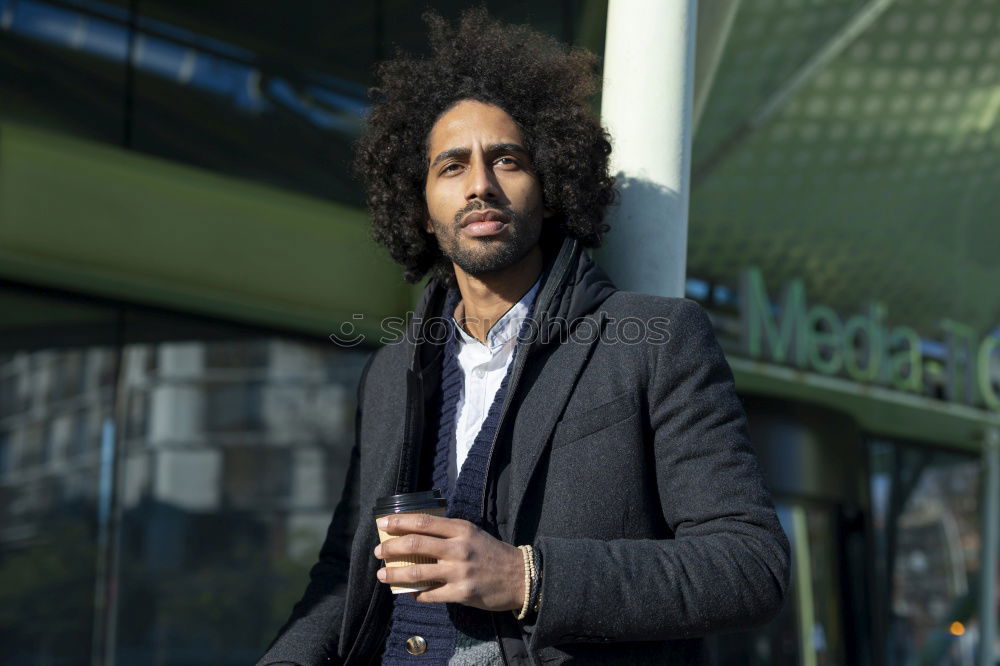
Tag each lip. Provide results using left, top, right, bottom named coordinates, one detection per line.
left=462, top=220, right=507, bottom=237
left=460, top=210, right=508, bottom=227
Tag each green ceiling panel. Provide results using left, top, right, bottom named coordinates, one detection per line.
left=690, top=0, right=1000, bottom=337
left=0, top=121, right=412, bottom=338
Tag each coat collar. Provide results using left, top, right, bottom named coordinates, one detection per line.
left=407, top=235, right=618, bottom=372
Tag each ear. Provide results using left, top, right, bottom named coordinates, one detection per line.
left=423, top=211, right=435, bottom=234
left=543, top=206, right=555, bottom=219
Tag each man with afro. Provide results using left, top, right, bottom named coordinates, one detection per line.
left=257, top=8, right=789, bottom=666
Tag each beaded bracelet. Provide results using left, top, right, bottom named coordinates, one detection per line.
left=514, top=545, right=535, bottom=620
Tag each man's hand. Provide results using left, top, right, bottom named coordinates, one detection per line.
left=373, top=513, right=524, bottom=612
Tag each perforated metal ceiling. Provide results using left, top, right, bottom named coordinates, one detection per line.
left=690, top=0, right=1000, bottom=335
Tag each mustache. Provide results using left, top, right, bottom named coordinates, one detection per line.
left=452, top=200, right=516, bottom=227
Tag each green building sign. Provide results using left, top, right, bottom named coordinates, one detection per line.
left=739, top=267, right=1000, bottom=412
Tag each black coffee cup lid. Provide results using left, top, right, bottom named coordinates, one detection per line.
left=373, top=489, right=447, bottom=516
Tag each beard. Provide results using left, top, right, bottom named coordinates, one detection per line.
left=430, top=199, right=544, bottom=276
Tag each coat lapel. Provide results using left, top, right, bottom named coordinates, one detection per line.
left=507, top=309, right=608, bottom=541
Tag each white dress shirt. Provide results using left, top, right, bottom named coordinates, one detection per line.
left=448, top=276, right=541, bottom=485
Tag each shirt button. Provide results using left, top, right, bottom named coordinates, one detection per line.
left=405, top=635, right=427, bottom=655
left=473, top=368, right=486, bottom=379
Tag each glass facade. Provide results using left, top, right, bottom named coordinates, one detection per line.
left=0, top=290, right=118, bottom=666
left=0, top=0, right=595, bottom=206
left=707, top=501, right=851, bottom=666
left=871, top=440, right=981, bottom=666
left=0, top=286, right=370, bottom=665
left=0, top=0, right=129, bottom=144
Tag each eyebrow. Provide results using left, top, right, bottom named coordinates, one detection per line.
left=429, top=143, right=530, bottom=168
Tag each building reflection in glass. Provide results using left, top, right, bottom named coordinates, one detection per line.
left=0, top=0, right=367, bottom=129
left=0, top=287, right=370, bottom=665
left=871, top=441, right=981, bottom=666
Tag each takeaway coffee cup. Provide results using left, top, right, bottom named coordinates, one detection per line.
left=373, top=489, right=448, bottom=594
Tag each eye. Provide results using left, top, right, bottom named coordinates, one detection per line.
left=441, top=163, right=463, bottom=174
left=495, top=156, right=518, bottom=168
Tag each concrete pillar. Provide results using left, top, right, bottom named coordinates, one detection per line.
left=596, top=0, right=697, bottom=298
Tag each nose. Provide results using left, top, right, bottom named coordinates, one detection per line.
left=465, top=156, right=498, bottom=202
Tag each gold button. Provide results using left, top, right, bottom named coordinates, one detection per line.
left=405, top=635, right=427, bottom=656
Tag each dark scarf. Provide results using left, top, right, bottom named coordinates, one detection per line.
left=382, top=286, right=531, bottom=664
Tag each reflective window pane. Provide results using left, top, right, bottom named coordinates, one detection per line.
left=707, top=500, right=851, bottom=666
left=128, top=1, right=377, bottom=205
left=113, top=311, right=369, bottom=664
left=0, top=286, right=119, bottom=666
left=0, top=0, right=129, bottom=143
left=871, top=441, right=981, bottom=665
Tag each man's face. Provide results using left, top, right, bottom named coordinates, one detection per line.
left=423, top=99, right=550, bottom=277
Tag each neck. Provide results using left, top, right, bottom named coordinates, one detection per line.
left=452, top=246, right=543, bottom=344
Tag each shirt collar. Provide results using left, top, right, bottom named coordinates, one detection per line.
left=453, top=275, right=542, bottom=351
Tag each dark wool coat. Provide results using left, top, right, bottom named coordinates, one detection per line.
left=256, top=235, right=791, bottom=665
